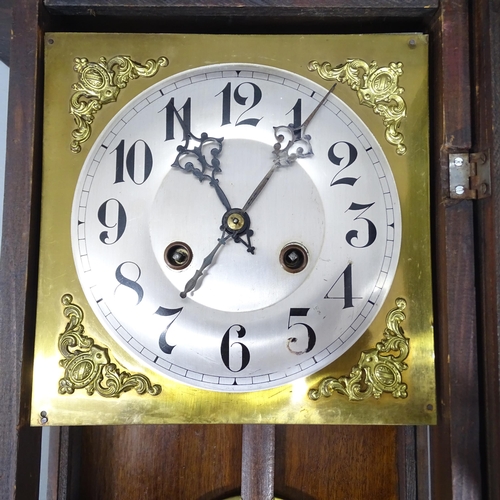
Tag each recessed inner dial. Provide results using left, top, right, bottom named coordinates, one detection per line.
left=149, top=137, right=325, bottom=313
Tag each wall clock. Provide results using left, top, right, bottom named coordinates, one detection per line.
left=31, top=33, right=435, bottom=425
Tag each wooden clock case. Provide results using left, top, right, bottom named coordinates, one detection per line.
left=0, top=1, right=499, bottom=499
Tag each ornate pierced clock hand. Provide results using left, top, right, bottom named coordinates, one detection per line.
left=180, top=231, right=232, bottom=299
left=172, top=107, right=258, bottom=255
left=242, top=83, right=337, bottom=213
left=179, top=209, right=255, bottom=298
left=298, top=82, right=337, bottom=133
left=171, top=107, right=232, bottom=212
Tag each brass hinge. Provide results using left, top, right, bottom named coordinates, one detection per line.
left=449, top=151, right=491, bottom=200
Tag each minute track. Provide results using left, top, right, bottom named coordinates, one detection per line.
left=72, top=63, right=401, bottom=392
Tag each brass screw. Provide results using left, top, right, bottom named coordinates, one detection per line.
left=227, top=213, right=245, bottom=231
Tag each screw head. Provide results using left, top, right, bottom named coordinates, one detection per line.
left=454, top=157, right=464, bottom=167
left=455, top=185, right=465, bottom=195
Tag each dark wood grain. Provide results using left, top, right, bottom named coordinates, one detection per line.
left=78, top=425, right=242, bottom=500
left=429, top=0, right=483, bottom=498
left=0, top=0, right=43, bottom=499
left=41, top=0, right=436, bottom=36
left=77, top=425, right=400, bottom=500
left=241, top=425, right=275, bottom=500
left=274, top=425, right=399, bottom=500
left=0, top=0, right=12, bottom=65
left=415, top=426, right=431, bottom=500
left=471, top=1, right=500, bottom=499
left=398, top=426, right=417, bottom=500
left=44, top=0, right=438, bottom=18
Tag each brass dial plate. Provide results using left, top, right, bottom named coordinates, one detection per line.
left=31, top=33, right=435, bottom=426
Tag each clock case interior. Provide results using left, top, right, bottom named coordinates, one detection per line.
left=31, top=32, right=435, bottom=426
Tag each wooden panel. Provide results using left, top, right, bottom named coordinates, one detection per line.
left=471, top=1, right=500, bottom=498
left=241, top=425, right=275, bottom=500
left=75, top=425, right=401, bottom=500
left=0, top=0, right=43, bottom=499
left=398, top=426, right=418, bottom=500
left=429, top=0, right=483, bottom=498
left=275, top=426, right=399, bottom=500
left=44, top=0, right=438, bottom=17
left=78, top=425, right=242, bottom=499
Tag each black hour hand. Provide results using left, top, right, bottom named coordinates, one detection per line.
left=171, top=108, right=231, bottom=212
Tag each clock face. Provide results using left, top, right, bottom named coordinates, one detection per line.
left=71, top=63, right=401, bottom=392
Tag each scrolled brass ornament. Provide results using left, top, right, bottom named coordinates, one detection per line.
left=309, top=59, right=407, bottom=155
left=58, top=294, right=162, bottom=398
left=70, top=55, right=168, bottom=153
left=309, top=298, right=408, bottom=401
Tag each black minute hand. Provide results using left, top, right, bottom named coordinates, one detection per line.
left=299, top=82, right=337, bottom=133
left=242, top=83, right=337, bottom=213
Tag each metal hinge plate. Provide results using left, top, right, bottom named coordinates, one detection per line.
left=449, top=150, right=491, bottom=200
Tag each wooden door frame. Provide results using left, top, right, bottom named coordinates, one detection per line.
left=0, top=0, right=11, bottom=65
left=470, top=1, right=500, bottom=498
left=1, top=1, right=498, bottom=498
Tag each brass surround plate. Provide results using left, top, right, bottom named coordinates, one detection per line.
left=31, top=33, right=435, bottom=426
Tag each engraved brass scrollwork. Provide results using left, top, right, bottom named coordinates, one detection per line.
left=309, top=59, right=407, bottom=155
left=58, top=294, right=162, bottom=398
left=309, top=298, right=408, bottom=401
left=70, top=55, right=168, bottom=153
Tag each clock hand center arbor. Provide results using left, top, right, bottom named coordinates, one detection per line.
left=221, top=208, right=254, bottom=253
left=224, top=209, right=247, bottom=232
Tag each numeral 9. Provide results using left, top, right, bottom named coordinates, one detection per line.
left=98, top=198, right=127, bottom=245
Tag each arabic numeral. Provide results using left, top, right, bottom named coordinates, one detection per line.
left=346, top=202, right=377, bottom=248
left=220, top=324, right=250, bottom=372
left=328, top=141, right=359, bottom=187
left=162, top=97, right=191, bottom=141
left=156, top=306, right=183, bottom=355
left=287, top=98, right=302, bottom=138
left=287, top=308, right=316, bottom=355
left=98, top=198, right=127, bottom=245
left=324, top=263, right=362, bottom=308
left=216, top=82, right=263, bottom=127
left=113, top=139, right=153, bottom=185
left=114, top=261, right=144, bottom=305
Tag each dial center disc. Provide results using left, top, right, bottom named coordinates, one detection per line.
left=150, top=137, right=325, bottom=313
